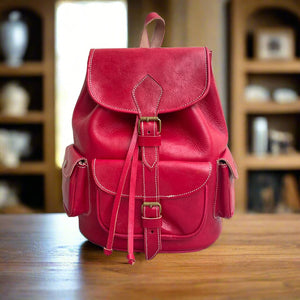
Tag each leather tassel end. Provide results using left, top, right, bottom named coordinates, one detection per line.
left=104, top=248, right=112, bottom=256
left=127, top=254, right=136, bottom=265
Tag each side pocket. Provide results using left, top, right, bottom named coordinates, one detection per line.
left=62, top=144, right=89, bottom=217
left=215, top=147, right=238, bottom=219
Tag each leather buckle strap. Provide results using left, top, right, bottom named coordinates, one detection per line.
left=141, top=202, right=162, bottom=214
left=138, top=117, right=161, bottom=134
left=138, top=135, right=161, bottom=147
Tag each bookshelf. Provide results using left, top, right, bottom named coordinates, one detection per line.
left=231, top=0, right=300, bottom=212
left=0, top=0, right=59, bottom=212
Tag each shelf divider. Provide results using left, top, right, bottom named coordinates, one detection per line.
left=0, top=112, right=45, bottom=124
left=244, top=60, right=300, bottom=73
left=0, top=162, right=47, bottom=175
left=245, top=153, right=300, bottom=170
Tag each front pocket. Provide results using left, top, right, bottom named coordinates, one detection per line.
left=214, top=147, right=238, bottom=219
left=92, top=159, right=212, bottom=238
left=62, top=144, right=89, bottom=217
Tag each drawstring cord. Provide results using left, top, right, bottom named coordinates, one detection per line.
left=127, top=145, right=139, bottom=264
left=104, top=116, right=139, bottom=265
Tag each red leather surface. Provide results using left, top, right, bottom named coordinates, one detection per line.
left=63, top=12, right=238, bottom=261
left=214, top=147, right=238, bottom=219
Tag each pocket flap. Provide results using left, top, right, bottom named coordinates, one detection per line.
left=62, top=145, right=87, bottom=178
left=92, top=159, right=212, bottom=199
left=217, top=147, right=238, bottom=179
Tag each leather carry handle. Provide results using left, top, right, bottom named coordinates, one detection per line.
left=139, top=12, right=165, bottom=48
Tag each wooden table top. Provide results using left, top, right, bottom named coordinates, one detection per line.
left=0, top=214, right=299, bottom=300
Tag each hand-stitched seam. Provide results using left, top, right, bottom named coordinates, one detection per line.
left=227, top=176, right=232, bottom=219
left=144, top=206, right=148, bottom=260
left=84, top=163, right=92, bottom=216
left=142, top=147, right=157, bottom=169
left=93, top=161, right=212, bottom=198
left=131, top=74, right=163, bottom=116
left=142, top=162, right=146, bottom=200
left=147, top=207, right=161, bottom=259
left=70, top=170, right=76, bottom=215
left=155, top=156, right=158, bottom=201
left=131, top=76, right=143, bottom=115
left=153, top=77, right=163, bottom=115
left=141, top=121, right=158, bottom=169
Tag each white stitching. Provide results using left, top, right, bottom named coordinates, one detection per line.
left=84, top=162, right=92, bottom=216
left=132, top=74, right=163, bottom=116
left=155, top=155, right=159, bottom=201
left=144, top=206, right=148, bottom=260
left=130, top=74, right=163, bottom=114
left=147, top=206, right=161, bottom=260
left=142, top=147, right=157, bottom=169
left=142, top=162, right=146, bottom=200
left=141, top=122, right=158, bottom=169
left=92, top=161, right=212, bottom=199
left=88, top=48, right=209, bottom=113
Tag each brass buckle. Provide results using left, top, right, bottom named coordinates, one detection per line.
left=141, top=202, right=162, bottom=214
left=138, top=117, right=161, bottom=134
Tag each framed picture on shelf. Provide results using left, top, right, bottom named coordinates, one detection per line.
left=254, top=27, right=295, bottom=60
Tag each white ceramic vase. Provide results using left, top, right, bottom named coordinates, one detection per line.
left=0, top=11, right=29, bottom=67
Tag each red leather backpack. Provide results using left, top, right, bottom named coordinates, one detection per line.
left=62, top=12, right=238, bottom=264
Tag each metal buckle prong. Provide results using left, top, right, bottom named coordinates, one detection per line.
left=141, top=202, right=162, bottom=214
left=138, top=117, right=161, bottom=134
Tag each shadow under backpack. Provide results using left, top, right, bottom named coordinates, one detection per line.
left=62, top=12, right=238, bottom=265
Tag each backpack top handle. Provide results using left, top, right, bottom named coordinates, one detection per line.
left=139, top=12, right=165, bottom=48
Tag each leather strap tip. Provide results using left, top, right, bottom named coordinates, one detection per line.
left=104, top=248, right=113, bottom=256
left=127, top=254, right=136, bottom=265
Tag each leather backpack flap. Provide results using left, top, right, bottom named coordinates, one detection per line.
left=86, top=47, right=211, bottom=114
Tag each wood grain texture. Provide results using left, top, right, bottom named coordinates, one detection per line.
left=0, top=213, right=299, bottom=300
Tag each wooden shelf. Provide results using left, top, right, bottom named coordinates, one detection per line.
left=0, top=62, right=45, bottom=76
left=245, top=154, right=300, bottom=170
left=0, top=162, right=47, bottom=175
left=242, top=101, right=300, bottom=114
left=0, top=1, right=58, bottom=212
left=244, top=60, right=300, bottom=73
left=0, top=112, right=45, bottom=124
